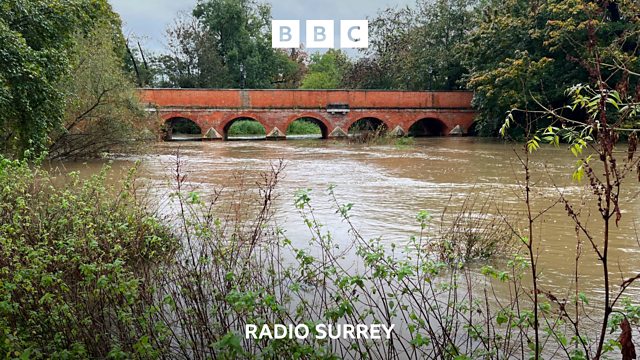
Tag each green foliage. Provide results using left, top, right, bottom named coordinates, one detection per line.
left=344, top=0, right=477, bottom=90
left=463, top=0, right=640, bottom=135
left=0, top=155, right=638, bottom=358
left=0, top=0, right=138, bottom=158
left=49, top=20, right=153, bottom=159
left=227, top=119, right=266, bottom=136
left=0, top=157, right=177, bottom=357
left=300, top=50, right=350, bottom=89
left=286, top=119, right=322, bottom=135
left=394, top=136, right=415, bottom=147
left=155, top=14, right=232, bottom=88
left=156, top=0, right=302, bottom=89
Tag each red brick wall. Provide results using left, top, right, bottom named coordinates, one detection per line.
left=139, top=89, right=473, bottom=110
left=141, top=89, right=477, bottom=139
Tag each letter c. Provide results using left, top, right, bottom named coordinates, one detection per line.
left=348, top=26, right=361, bottom=42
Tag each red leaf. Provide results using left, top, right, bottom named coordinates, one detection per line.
left=619, top=318, right=637, bottom=360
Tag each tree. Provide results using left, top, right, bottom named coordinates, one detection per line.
left=0, top=0, right=130, bottom=158
left=48, top=21, right=154, bottom=160
left=124, top=36, right=155, bottom=88
left=274, top=48, right=308, bottom=89
left=156, top=13, right=231, bottom=88
left=300, top=50, right=350, bottom=89
left=344, top=0, right=477, bottom=91
left=155, top=0, right=300, bottom=89
left=462, top=0, right=640, bottom=135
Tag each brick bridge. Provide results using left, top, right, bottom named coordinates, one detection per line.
left=139, top=89, right=477, bottom=140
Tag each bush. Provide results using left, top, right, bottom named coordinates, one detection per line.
left=427, top=195, right=517, bottom=265
left=0, top=157, right=177, bottom=358
left=48, top=21, right=155, bottom=160
left=348, top=126, right=415, bottom=147
left=227, top=120, right=266, bottom=136
left=287, top=119, right=322, bottom=135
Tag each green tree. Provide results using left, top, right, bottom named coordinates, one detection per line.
left=48, top=21, right=153, bottom=160
left=462, top=0, right=640, bottom=135
left=155, top=0, right=301, bottom=89
left=344, top=0, right=477, bottom=90
left=156, top=14, right=231, bottom=88
left=191, top=0, right=298, bottom=88
left=0, top=0, right=129, bottom=157
left=300, top=50, right=350, bottom=89
left=274, top=48, right=308, bottom=89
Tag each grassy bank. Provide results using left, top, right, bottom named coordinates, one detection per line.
left=226, top=119, right=322, bottom=137
left=287, top=119, right=322, bottom=135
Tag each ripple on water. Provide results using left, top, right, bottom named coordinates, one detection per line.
left=111, top=138, right=640, bottom=301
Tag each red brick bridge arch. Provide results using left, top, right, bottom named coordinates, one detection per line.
left=139, top=89, right=477, bottom=140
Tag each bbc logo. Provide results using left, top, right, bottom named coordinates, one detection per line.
left=272, top=20, right=368, bottom=49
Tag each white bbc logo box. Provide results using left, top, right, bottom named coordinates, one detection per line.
left=272, top=20, right=368, bottom=49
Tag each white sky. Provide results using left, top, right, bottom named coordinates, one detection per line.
left=109, top=0, right=415, bottom=55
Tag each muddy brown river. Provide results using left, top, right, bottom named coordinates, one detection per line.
left=55, top=137, right=640, bottom=301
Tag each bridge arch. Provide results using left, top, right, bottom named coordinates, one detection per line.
left=408, top=117, right=447, bottom=137
left=222, top=115, right=268, bottom=140
left=347, top=117, right=389, bottom=135
left=285, top=113, right=330, bottom=139
left=163, top=116, right=202, bottom=141
left=466, top=121, right=480, bottom=136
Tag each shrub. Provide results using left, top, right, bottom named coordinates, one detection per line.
left=427, top=195, right=517, bottom=265
left=0, top=157, right=177, bottom=358
left=287, top=119, right=322, bottom=135
left=227, top=120, right=266, bottom=136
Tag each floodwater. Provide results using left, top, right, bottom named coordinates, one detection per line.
left=57, top=137, right=640, bottom=300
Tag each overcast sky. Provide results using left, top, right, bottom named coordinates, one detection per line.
left=109, top=0, right=415, bottom=55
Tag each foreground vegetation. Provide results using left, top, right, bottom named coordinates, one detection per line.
left=0, top=158, right=177, bottom=357
left=4, top=62, right=640, bottom=358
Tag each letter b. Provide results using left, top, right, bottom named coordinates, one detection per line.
left=306, top=20, right=334, bottom=48
left=272, top=20, right=300, bottom=48
left=314, top=26, right=326, bottom=42
left=281, top=26, right=292, bottom=42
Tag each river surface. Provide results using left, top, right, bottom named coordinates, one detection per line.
left=56, top=137, right=640, bottom=300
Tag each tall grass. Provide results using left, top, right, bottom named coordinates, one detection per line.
left=287, top=119, right=322, bottom=135
left=227, top=120, right=266, bottom=136
left=226, top=119, right=323, bottom=137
